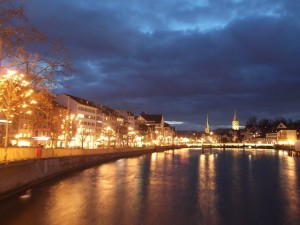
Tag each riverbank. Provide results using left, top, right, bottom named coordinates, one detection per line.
left=0, top=145, right=185, bottom=200
left=0, top=146, right=182, bottom=163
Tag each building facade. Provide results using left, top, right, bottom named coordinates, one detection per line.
left=276, top=123, right=297, bottom=145
left=55, top=93, right=99, bottom=148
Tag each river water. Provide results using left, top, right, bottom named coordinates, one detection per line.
left=1, top=148, right=300, bottom=225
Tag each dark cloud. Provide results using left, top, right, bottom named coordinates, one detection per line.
left=23, top=0, right=300, bottom=130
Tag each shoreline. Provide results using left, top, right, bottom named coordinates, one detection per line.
left=0, top=145, right=185, bottom=201
left=1, top=144, right=299, bottom=201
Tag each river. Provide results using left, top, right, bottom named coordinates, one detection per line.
left=0, top=148, right=300, bottom=225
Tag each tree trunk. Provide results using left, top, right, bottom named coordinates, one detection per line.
left=4, top=114, right=9, bottom=162
left=0, top=38, right=2, bottom=74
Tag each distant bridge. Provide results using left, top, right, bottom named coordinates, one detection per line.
left=186, top=143, right=275, bottom=149
left=186, top=142, right=300, bottom=157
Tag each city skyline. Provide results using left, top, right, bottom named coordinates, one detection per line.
left=23, top=0, right=300, bottom=130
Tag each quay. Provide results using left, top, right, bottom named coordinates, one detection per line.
left=0, top=145, right=184, bottom=200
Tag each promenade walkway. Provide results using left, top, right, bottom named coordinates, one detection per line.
left=1, top=142, right=298, bottom=164
left=0, top=146, right=180, bottom=164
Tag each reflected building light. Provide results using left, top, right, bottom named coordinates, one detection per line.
left=198, top=148, right=219, bottom=224
left=200, top=154, right=205, bottom=161
left=278, top=153, right=299, bottom=222
left=116, top=159, right=125, bottom=168
left=151, top=152, right=158, bottom=160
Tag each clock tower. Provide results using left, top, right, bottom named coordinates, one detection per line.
left=232, top=110, right=239, bottom=131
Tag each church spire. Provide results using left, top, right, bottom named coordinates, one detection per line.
left=233, top=110, right=238, bottom=120
left=232, top=110, right=239, bottom=130
left=205, top=113, right=210, bottom=133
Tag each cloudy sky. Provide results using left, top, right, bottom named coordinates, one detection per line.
left=23, top=0, right=300, bottom=130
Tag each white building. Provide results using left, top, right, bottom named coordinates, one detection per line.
left=276, top=123, right=297, bottom=145
left=266, top=133, right=277, bottom=144
left=115, top=109, right=136, bottom=146
left=54, top=93, right=100, bottom=148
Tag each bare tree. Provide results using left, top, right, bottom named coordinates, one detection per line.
left=46, top=103, right=73, bottom=148
left=78, top=128, right=90, bottom=149
left=60, top=114, right=77, bottom=148
left=1, top=0, right=72, bottom=150
left=0, top=70, right=36, bottom=161
left=0, top=0, right=41, bottom=71
left=1, top=0, right=72, bottom=89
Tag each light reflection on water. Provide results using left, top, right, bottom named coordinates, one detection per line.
left=1, top=148, right=300, bottom=225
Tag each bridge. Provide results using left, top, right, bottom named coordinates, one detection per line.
left=186, top=142, right=300, bottom=157
left=186, top=143, right=275, bottom=149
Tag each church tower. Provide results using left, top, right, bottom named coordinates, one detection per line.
left=205, top=113, right=210, bottom=134
left=232, top=110, right=239, bottom=130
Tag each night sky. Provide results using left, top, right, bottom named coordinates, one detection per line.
left=23, top=0, right=300, bottom=130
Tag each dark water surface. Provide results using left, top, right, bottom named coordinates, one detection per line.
left=1, top=148, right=300, bottom=225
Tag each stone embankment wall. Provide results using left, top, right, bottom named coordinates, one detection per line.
left=0, top=146, right=161, bottom=162
left=0, top=146, right=184, bottom=200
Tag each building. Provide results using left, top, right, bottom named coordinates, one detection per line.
left=136, top=112, right=164, bottom=145
left=244, top=127, right=263, bottom=143
left=202, top=114, right=216, bottom=143
left=115, top=109, right=136, bottom=146
left=232, top=110, right=239, bottom=131
left=276, top=123, right=297, bottom=145
left=135, top=112, right=175, bottom=146
left=205, top=113, right=210, bottom=134
left=98, top=105, right=118, bottom=147
left=54, top=93, right=99, bottom=148
left=164, top=122, right=175, bottom=145
left=266, top=132, right=277, bottom=144
left=11, top=114, right=34, bottom=147
left=2, top=91, right=176, bottom=148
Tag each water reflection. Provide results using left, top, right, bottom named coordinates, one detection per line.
left=1, top=148, right=300, bottom=225
left=279, top=155, right=300, bottom=224
left=198, top=153, right=219, bottom=225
